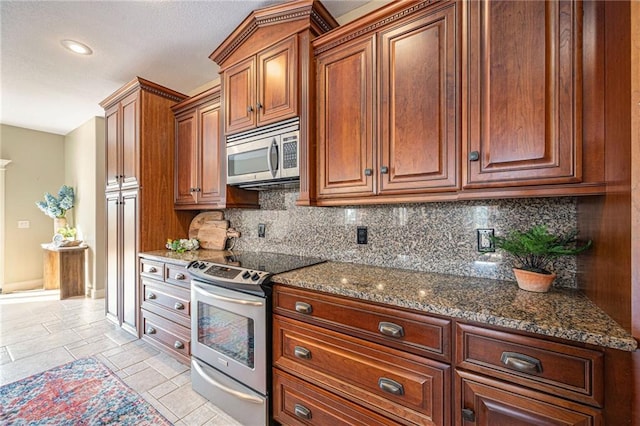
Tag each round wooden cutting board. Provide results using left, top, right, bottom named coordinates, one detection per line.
left=188, top=211, right=228, bottom=250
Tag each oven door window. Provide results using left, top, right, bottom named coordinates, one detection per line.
left=197, top=302, right=254, bottom=368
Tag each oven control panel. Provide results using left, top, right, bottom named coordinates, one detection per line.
left=187, top=261, right=271, bottom=285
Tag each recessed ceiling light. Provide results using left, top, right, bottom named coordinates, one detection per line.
left=60, top=39, right=93, bottom=55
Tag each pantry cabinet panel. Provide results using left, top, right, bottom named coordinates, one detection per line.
left=121, top=190, right=138, bottom=335
left=463, top=0, right=582, bottom=187
left=379, top=4, right=458, bottom=193
left=317, top=37, right=375, bottom=197
left=105, top=105, right=120, bottom=192
left=225, top=57, right=256, bottom=134
left=121, top=92, right=139, bottom=190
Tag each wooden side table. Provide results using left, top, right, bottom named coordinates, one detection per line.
left=41, top=243, right=88, bottom=299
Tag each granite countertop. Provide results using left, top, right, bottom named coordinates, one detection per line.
left=272, top=261, right=638, bottom=352
left=138, top=251, right=636, bottom=352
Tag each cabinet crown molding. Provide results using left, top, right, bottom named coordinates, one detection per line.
left=99, top=77, right=187, bottom=109
left=171, top=85, right=221, bottom=113
left=209, top=0, right=338, bottom=66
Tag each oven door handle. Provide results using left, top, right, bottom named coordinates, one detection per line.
left=192, top=283, right=264, bottom=307
left=191, top=359, right=264, bottom=405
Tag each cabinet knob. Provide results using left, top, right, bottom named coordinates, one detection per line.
left=380, top=166, right=389, bottom=174
left=294, top=404, right=312, bottom=420
left=174, top=302, right=185, bottom=310
left=189, top=188, right=195, bottom=193
left=378, top=321, right=405, bottom=338
left=378, top=377, right=404, bottom=396
left=364, top=168, right=373, bottom=176
left=247, top=105, right=254, bottom=113
left=294, top=301, right=313, bottom=315
left=174, top=341, right=184, bottom=349
left=256, top=102, right=263, bottom=109
left=175, top=273, right=186, bottom=280
left=146, top=292, right=156, bottom=300
left=469, top=151, right=480, bottom=161
left=293, top=346, right=311, bottom=360
left=500, top=351, right=542, bottom=374
left=146, top=327, right=156, bottom=334
left=461, top=408, right=476, bottom=422
left=148, top=266, right=157, bottom=273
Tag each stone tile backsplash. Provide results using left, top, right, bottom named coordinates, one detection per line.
left=225, top=190, right=579, bottom=288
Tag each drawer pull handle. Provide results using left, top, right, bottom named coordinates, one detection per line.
left=501, top=351, right=542, bottom=374
left=175, top=273, right=186, bottom=280
left=378, top=377, right=404, bottom=396
left=146, top=327, right=156, bottom=334
left=147, top=293, right=156, bottom=300
left=294, top=301, right=312, bottom=314
left=148, top=266, right=157, bottom=273
left=174, top=302, right=185, bottom=310
left=293, top=346, right=311, bottom=360
left=294, top=404, right=311, bottom=420
left=378, top=321, right=404, bottom=338
left=174, top=341, right=184, bottom=349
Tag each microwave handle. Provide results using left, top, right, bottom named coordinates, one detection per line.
left=267, top=139, right=278, bottom=178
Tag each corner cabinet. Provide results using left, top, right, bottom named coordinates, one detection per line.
left=172, top=86, right=258, bottom=209
left=315, top=1, right=459, bottom=205
left=100, top=77, right=194, bottom=336
left=210, top=0, right=339, bottom=205
left=462, top=0, right=583, bottom=189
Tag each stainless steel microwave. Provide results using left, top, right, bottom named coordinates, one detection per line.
left=226, top=118, right=300, bottom=189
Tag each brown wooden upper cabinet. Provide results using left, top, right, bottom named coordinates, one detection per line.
left=462, top=0, right=582, bottom=188
left=210, top=0, right=338, bottom=205
left=224, top=36, right=298, bottom=135
left=104, top=90, right=139, bottom=192
left=315, top=1, right=458, bottom=204
left=172, top=87, right=258, bottom=210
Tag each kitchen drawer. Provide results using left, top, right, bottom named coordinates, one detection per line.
left=456, top=370, right=602, bottom=426
left=273, top=368, right=397, bottom=426
left=140, top=258, right=164, bottom=280
left=141, top=309, right=190, bottom=362
left=141, top=278, right=190, bottom=327
left=273, top=284, right=451, bottom=362
left=455, top=322, right=604, bottom=407
left=165, top=263, right=191, bottom=288
left=274, top=315, right=450, bottom=425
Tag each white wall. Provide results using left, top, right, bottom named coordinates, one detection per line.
left=1, top=124, right=65, bottom=292
left=64, top=117, right=105, bottom=297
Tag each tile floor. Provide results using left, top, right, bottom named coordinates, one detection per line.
left=0, top=293, right=243, bottom=426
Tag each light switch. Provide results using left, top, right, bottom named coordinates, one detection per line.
left=18, top=220, right=30, bottom=229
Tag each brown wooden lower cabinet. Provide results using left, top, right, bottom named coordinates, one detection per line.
left=455, top=370, right=602, bottom=426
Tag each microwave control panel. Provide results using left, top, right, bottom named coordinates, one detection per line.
left=282, top=136, right=298, bottom=169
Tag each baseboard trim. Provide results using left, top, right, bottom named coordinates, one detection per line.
left=2, top=279, right=44, bottom=294
left=90, top=288, right=105, bottom=299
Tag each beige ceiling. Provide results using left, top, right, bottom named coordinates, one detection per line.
left=0, top=0, right=377, bottom=135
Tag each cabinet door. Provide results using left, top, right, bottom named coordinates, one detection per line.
left=317, top=36, right=375, bottom=197
left=105, top=104, right=120, bottom=192
left=457, top=372, right=601, bottom=426
left=225, top=56, right=256, bottom=134
left=379, top=4, right=458, bottom=193
left=174, top=111, right=198, bottom=206
left=198, top=103, right=223, bottom=205
left=463, top=0, right=582, bottom=188
left=257, top=36, right=298, bottom=127
left=105, top=191, right=120, bottom=325
left=121, top=189, right=139, bottom=336
left=120, top=91, right=140, bottom=189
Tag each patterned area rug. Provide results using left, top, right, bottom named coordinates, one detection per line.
left=0, top=357, right=172, bottom=425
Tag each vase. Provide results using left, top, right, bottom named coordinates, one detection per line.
left=54, top=217, right=67, bottom=235
left=512, top=268, right=557, bottom=293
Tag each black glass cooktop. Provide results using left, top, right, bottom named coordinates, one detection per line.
left=216, top=251, right=325, bottom=274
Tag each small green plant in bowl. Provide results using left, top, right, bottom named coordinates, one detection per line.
left=491, top=225, right=592, bottom=292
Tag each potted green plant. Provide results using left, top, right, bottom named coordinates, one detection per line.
left=491, top=225, right=592, bottom=292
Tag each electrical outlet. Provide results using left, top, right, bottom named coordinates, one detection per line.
left=18, top=220, right=30, bottom=229
left=477, top=229, right=495, bottom=252
left=357, top=226, right=368, bottom=244
left=258, top=223, right=266, bottom=238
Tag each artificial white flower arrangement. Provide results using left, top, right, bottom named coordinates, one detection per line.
left=166, top=238, right=200, bottom=253
left=36, top=185, right=75, bottom=219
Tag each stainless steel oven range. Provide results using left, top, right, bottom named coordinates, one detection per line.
left=187, top=252, right=325, bottom=426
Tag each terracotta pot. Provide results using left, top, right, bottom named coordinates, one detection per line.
left=512, top=268, right=556, bottom=293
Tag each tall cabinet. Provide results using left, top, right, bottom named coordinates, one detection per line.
left=100, top=77, right=193, bottom=336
